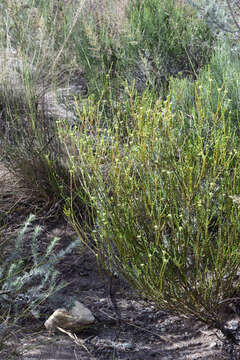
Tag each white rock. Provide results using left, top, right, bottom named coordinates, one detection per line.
left=44, top=301, right=95, bottom=333
left=70, top=300, right=95, bottom=324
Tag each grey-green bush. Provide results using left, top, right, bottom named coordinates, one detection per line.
left=0, top=214, right=80, bottom=324
left=187, top=0, right=240, bottom=43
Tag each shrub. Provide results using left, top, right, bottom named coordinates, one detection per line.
left=0, top=1, right=89, bottom=216
left=125, top=0, right=215, bottom=92
left=65, top=84, right=240, bottom=343
left=169, top=40, right=240, bottom=129
left=70, top=0, right=131, bottom=98
left=187, top=0, right=240, bottom=43
left=70, top=0, right=214, bottom=99
left=0, top=214, right=80, bottom=326
left=0, top=95, right=71, bottom=216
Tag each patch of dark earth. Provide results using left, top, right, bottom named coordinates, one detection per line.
left=1, top=219, right=240, bottom=360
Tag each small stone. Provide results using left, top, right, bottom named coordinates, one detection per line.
left=44, top=301, right=95, bottom=333
left=70, top=300, right=95, bottom=324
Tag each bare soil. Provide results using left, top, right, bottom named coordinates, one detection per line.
left=1, top=219, right=239, bottom=360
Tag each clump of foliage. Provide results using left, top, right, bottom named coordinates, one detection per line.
left=126, top=0, right=215, bottom=91
left=169, top=40, right=240, bottom=129
left=0, top=214, right=80, bottom=325
left=62, top=82, right=240, bottom=344
left=187, top=0, right=240, bottom=42
left=71, top=0, right=129, bottom=97
left=70, top=0, right=215, bottom=98
left=0, top=95, right=66, bottom=208
left=0, top=0, right=89, bottom=216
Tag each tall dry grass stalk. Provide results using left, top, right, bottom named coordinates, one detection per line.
left=51, top=0, right=87, bottom=74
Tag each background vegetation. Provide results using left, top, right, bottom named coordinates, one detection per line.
left=1, top=0, right=240, bottom=347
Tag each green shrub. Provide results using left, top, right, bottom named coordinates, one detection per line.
left=170, top=41, right=240, bottom=129
left=70, top=0, right=130, bottom=98
left=65, top=84, right=240, bottom=343
left=126, top=0, right=214, bottom=91
left=70, top=0, right=214, bottom=99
